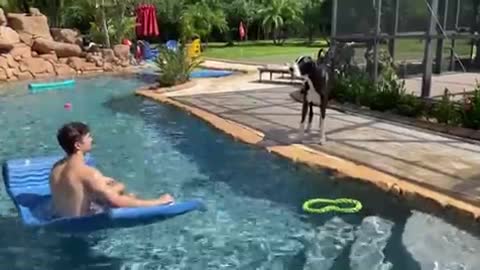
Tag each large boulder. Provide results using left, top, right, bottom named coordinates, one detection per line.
left=15, top=70, right=33, bottom=80
left=0, top=56, right=8, bottom=69
left=10, top=43, right=31, bottom=59
left=113, top=44, right=129, bottom=61
left=32, top=38, right=82, bottom=58
left=50, top=28, right=83, bottom=46
left=101, top=48, right=116, bottom=62
left=7, top=12, right=53, bottom=42
left=19, top=57, right=49, bottom=74
left=103, top=62, right=114, bottom=72
left=18, top=32, right=33, bottom=46
left=2, top=66, right=15, bottom=79
left=39, top=52, right=58, bottom=63
left=81, top=62, right=103, bottom=73
left=86, top=52, right=103, bottom=67
left=67, top=56, right=87, bottom=71
left=0, top=67, right=7, bottom=80
left=0, top=26, right=20, bottom=51
left=0, top=54, right=19, bottom=69
left=53, top=63, right=76, bottom=76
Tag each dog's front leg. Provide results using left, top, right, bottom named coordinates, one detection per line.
left=298, top=99, right=308, bottom=141
left=306, top=102, right=314, bottom=133
left=318, top=96, right=327, bottom=145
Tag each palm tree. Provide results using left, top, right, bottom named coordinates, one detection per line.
left=180, top=0, right=227, bottom=45
left=65, top=0, right=136, bottom=47
left=303, top=0, right=327, bottom=44
left=259, top=0, right=302, bottom=44
left=224, top=0, right=258, bottom=41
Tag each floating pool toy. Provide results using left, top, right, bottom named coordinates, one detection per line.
left=64, top=102, right=72, bottom=110
left=303, top=198, right=362, bottom=214
left=2, top=155, right=204, bottom=233
left=28, top=79, right=76, bottom=93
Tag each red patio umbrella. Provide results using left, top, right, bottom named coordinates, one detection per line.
left=149, top=4, right=159, bottom=37
left=135, top=4, right=160, bottom=38
left=239, top=21, right=246, bottom=41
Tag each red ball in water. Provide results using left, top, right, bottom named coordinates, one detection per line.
left=64, top=102, right=72, bottom=110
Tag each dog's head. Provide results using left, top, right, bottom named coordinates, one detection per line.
left=289, top=55, right=315, bottom=78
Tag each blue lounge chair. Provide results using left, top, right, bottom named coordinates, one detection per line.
left=140, top=40, right=159, bottom=60
left=166, top=40, right=178, bottom=51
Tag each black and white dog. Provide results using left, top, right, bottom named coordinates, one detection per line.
left=289, top=49, right=331, bottom=145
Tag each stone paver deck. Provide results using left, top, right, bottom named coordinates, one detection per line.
left=151, top=61, right=480, bottom=207
left=172, top=87, right=480, bottom=204
left=404, top=72, right=480, bottom=98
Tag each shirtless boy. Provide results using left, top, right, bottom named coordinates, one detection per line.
left=50, top=122, right=174, bottom=217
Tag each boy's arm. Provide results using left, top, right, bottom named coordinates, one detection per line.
left=81, top=167, right=173, bottom=208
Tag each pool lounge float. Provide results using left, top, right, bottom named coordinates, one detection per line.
left=2, top=155, right=204, bottom=233
left=28, top=79, right=76, bottom=93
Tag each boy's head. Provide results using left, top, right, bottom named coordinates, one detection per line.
left=57, top=122, right=93, bottom=155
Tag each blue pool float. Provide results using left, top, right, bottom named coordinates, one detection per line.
left=2, top=155, right=204, bottom=233
left=28, top=79, right=76, bottom=93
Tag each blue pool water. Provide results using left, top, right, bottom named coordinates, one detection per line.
left=190, top=69, right=233, bottom=78
left=137, top=67, right=233, bottom=85
left=0, top=75, right=480, bottom=269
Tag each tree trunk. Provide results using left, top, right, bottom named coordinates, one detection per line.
left=308, top=26, right=314, bottom=44
left=59, top=0, right=64, bottom=26
left=272, top=27, right=277, bottom=44
left=52, top=0, right=65, bottom=27
left=119, top=0, right=127, bottom=18
left=101, top=0, right=111, bottom=48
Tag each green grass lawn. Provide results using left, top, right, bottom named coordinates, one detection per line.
left=202, top=38, right=473, bottom=65
left=203, top=39, right=329, bottom=64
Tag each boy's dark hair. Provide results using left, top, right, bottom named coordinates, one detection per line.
left=57, top=122, right=90, bottom=155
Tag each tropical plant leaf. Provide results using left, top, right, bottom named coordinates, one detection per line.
left=155, top=46, right=203, bottom=87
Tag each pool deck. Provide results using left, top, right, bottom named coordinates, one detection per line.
left=137, top=60, right=480, bottom=219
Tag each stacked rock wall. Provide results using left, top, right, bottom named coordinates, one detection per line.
left=0, top=8, right=132, bottom=82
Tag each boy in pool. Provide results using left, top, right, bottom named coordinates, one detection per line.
left=49, top=122, right=174, bottom=218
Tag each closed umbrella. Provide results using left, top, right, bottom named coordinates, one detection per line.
left=151, top=4, right=159, bottom=37
left=239, top=21, right=246, bottom=41
left=136, top=4, right=160, bottom=38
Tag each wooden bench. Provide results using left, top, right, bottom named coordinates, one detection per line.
left=258, top=65, right=295, bottom=81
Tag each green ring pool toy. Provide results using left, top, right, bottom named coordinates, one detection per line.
left=302, top=198, right=362, bottom=214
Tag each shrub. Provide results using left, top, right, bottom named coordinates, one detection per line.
left=460, top=84, right=480, bottom=129
left=396, top=93, right=425, bottom=118
left=332, top=70, right=354, bottom=103
left=432, top=89, right=461, bottom=125
left=333, top=69, right=374, bottom=106
left=155, top=46, right=203, bottom=87
left=331, top=52, right=480, bottom=130
left=369, top=59, right=406, bottom=112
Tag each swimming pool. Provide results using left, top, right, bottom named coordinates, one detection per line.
left=0, top=75, right=479, bottom=269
